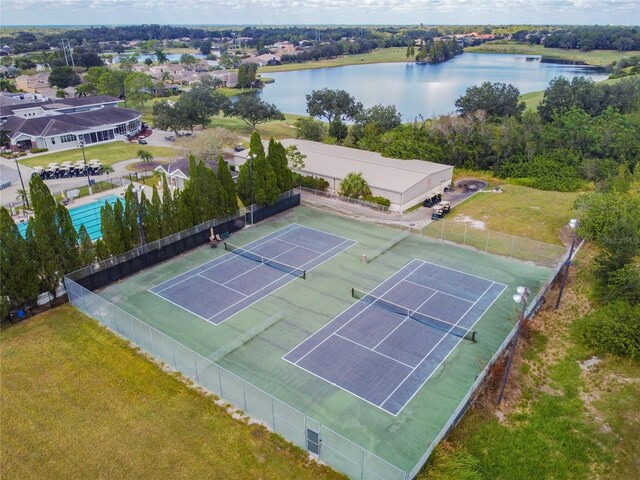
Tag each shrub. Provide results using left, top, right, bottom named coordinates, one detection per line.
left=29, top=147, right=49, bottom=154
left=17, top=152, right=27, bottom=157
left=293, top=173, right=330, bottom=191
left=364, top=195, right=391, bottom=207
left=574, top=301, right=640, bottom=360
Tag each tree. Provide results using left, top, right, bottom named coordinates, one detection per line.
left=180, top=53, right=198, bottom=66
left=77, top=224, right=95, bottom=266
left=155, top=48, right=169, bottom=64
left=0, top=207, right=39, bottom=318
left=340, top=172, right=371, bottom=198
left=124, top=72, right=153, bottom=112
left=147, top=186, right=163, bottom=240
left=200, top=40, right=212, bottom=56
left=266, top=138, right=294, bottom=193
left=295, top=117, right=327, bottom=142
left=144, top=57, right=153, bottom=66
left=223, top=95, right=284, bottom=130
left=123, top=186, right=140, bottom=248
left=55, top=88, right=68, bottom=98
left=285, top=144, right=306, bottom=169
left=305, top=88, right=363, bottom=125
left=217, top=157, right=238, bottom=215
left=176, top=86, right=230, bottom=131
left=137, top=149, right=154, bottom=163
left=252, top=151, right=279, bottom=206
left=56, top=203, right=81, bottom=273
left=455, top=82, right=526, bottom=118
left=153, top=101, right=185, bottom=135
left=97, top=70, right=127, bottom=98
left=237, top=63, right=258, bottom=88
left=48, top=66, right=81, bottom=88
left=176, top=128, right=238, bottom=162
left=161, top=175, right=178, bottom=235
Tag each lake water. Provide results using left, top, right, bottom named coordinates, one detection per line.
left=111, top=53, right=209, bottom=63
left=257, top=53, right=608, bottom=120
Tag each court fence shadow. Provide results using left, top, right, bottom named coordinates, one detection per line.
left=66, top=189, right=300, bottom=292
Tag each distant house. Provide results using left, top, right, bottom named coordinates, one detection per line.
left=15, top=72, right=50, bottom=93
left=154, top=156, right=236, bottom=189
left=1, top=95, right=141, bottom=152
left=241, top=53, right=282, bottom=67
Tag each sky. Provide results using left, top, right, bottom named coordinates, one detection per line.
left=1, top=0, right=639, bottom=26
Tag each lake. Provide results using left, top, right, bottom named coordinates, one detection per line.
left=256, top=53, right=608, bottom=120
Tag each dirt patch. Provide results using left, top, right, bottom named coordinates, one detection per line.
left=453, top=215, right=486, bottom=230
left=580, top=356, right=602, bottom=371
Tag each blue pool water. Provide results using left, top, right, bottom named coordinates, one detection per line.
left=17, top=194, right=120, bottom=241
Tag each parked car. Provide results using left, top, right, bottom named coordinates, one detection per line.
left=164, top=135, right=175, bottom=142
left=138, top=138, right=148, bottom=145
left=234, top=144, right=245, bottom=152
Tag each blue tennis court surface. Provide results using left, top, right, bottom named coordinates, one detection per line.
left=284, top=259, right=507, bottom=415
left=150, top=224, right=356, bottom=325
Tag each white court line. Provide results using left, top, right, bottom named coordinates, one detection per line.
left=289, top=222, right=355, bottom=245
left=284, top=258, right=507, bottom=415
left=220, top=244, right=299, bottom=286
left=386, top=283, right=508, bottom=416
left=276, top=237, right=324, bottom=255
left=148, top=288, right=215, bottom=323
left=289, top=260, right=425, bottom=366
left=207, top=237, right=357, bottom=323
left=195, top=274, right=247, bottom=298
left=379, top=281, right=496, bottom=408
left=281, top=356, right=397, bottom=414
left=402, top=278, right=475, bottom=304
left=381, top=283, right=508, bottom=416
left=151, top=224, right=299, bottom=293
left=417, top=258, right=509, bottom=288
left=372, top=290, right=438, bottom=351
left=334, top=334, right=415, bottom=369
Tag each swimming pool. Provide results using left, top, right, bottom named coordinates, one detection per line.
left=17, top=194, right=120, bottom=241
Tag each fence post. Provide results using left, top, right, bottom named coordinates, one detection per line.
left=218, top=368, right=224, bottom=397
left=149, top=326, right=156, bottom=356
left=360, top=448, right=365, bottom=480
left=271, top=396, right=276, bottom=429
left=440, top=219, right=445, bottom=240
left=130, top=316, right=137, bottom=343
left=485, top=230, right=490, bottom=251
left=463, top=223, right=468, bottom=245
left=171, top=339, right=177, bottom=368
left=510, top=235, right=516, bottom=257
left=242, top=381, right=247, bottom=411
left=193, top=351, right=199, bottom=382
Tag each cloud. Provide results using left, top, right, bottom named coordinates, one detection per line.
left=1, top=0, right=638, bottom=24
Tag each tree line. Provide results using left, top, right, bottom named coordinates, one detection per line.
left=0, top=131, right=294, bottom=319
left=297, top=77, right=640, bottom=192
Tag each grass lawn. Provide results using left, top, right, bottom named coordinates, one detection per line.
left=258, top=48, right=409, bottom=73
left=19, top=142, right=179, bottom=169
left=420, top=247, right=640, bottom=480
left=466, top=41, right=640, bottom=67
left=0, top=305, right=343, bottom=480
left=210, top=112, right=303, bottom=140
left=451, top=171, right=581, bottom=245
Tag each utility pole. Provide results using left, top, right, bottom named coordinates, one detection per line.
left=61, top=41, right=69, bottom=66
left=14, top=156, right=29, bottom=209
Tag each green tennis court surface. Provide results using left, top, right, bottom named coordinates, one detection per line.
left=95, top=206, right=554, bottom=474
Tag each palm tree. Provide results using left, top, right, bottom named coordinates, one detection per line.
left=160, top=71, right=174, bottom=84
left=16, top=188, right=29, bottom=206
left=137, top=149, right=154, bottom=164
left=154, top=48, right=169, bottom=65
left=339, top=172, right=371, bottom=199
left=55, top=89, right=68, bottom=99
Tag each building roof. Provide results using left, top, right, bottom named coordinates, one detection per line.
left=4, top=106, right=140, bottom=139
left=1, top=95, right=120, bottom=117
left=236, top=139, right=452, bottom=194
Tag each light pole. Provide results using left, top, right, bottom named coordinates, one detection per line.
left=497, top=286, right=530, bottom=405
left=79, top=139, right=93, bottom=196
left=13, top=155, right=29, bottom=209
left=555, top=219, right=579, bottom=310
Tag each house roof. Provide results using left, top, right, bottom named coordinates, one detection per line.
left=0, top=95, right=120, bottom=117
left=235, top=139, right=453, bottom=194
left=4, top=106, right=140, bottom=139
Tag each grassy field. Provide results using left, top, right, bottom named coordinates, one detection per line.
left=466, top=41, right=640, bottom=67
left=451, top=171, right=581, bottom=245
left=421, top=246, right=640, bottom=480
left=258, top=48, right=409, bottom=73
left=210, top=112, right=303, bottom=140
left=0, top=305, right=343, bottom=480
left=19, top=143, right=179, bottom=169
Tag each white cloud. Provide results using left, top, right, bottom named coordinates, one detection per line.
left=1, top=0, right=638, bottom=25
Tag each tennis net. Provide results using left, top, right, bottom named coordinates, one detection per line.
left=351, top=288, right=476, bottom=341
left=225, top=242, right=306, bottom=279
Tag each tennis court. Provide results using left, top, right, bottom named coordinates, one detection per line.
left=285, top=259, right=506, bottom=415
left=149, top=224, right=356, bottom=324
